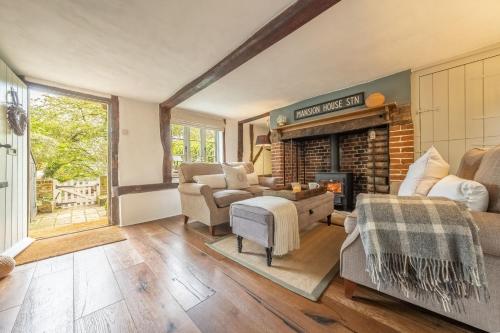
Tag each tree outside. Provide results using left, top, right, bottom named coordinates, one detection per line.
left=30, top=94, right=108, bottom=182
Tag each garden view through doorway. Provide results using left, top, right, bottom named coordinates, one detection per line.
left=28, top=89, right=109, bottom=239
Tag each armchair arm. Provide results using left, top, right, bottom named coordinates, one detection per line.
left=390, top=181, right=402, bottom=195
left=259, top=176, right=279, bottom=189
left=178, top=183, right=212, bottom=197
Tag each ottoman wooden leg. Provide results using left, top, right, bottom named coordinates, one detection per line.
left=344, top=279, right=357, bottom=299
left=209, top=226, right=215, bottom=236
left=266, top=247, right=273, bottom=266
left=327, top=214, right=332, bottom=226
left=184, top=215, right=189, bottom=224
left=237, top=236, right=243, bottom=253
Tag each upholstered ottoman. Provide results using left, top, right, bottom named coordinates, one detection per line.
left=230, top=192, right=334, bottom=266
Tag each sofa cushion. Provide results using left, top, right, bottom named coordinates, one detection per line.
left=213, top=190, right=252, bottom=208
left=223, top=165, right=249, bottom=190
left=471, top=211, right=500, bottom=257
left=428, top=175, right=489, bottom=212
left=474, top=145, right=500, bottom=213
left=398, top=146, right=449, bottom=196
left=456, top=148, right=487, bottom=180
left=242, top=185, right=269, bottom=196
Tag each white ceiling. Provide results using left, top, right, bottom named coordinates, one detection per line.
left=179, top=0, right=500, bottom=119
left=0, top=0, right=293, bottom=101
left=2, top=0, right=500, bottom=120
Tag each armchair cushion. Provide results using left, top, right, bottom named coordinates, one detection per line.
left=213, top=189, right=252, bottom=208
left=242, top=185, right=269, bottom=196
left=193, top=174, right=227, bottom=189
left=223, top=165, right=249, bottom=190
left=247, top=172, right=259, bottom=185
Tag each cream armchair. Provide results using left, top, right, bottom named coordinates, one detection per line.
left=178, top=162, right=278, bottom=235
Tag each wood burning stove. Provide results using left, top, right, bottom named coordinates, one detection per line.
left=316, top=172, right=353, bottom=211
left=315, top=135, right=354, bottom=211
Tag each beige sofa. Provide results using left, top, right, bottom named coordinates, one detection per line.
left=178, top=162, right=278, bottom=235
left=341, top=146, right=500, bottom=332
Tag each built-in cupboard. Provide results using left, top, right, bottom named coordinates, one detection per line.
left=412, top=46, right=500, bottom=173
left=0, top=58, right=29, bottom=254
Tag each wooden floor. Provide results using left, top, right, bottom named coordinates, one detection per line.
left=0, top=216, right=480, bottom=333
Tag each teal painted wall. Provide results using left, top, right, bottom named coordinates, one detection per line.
left=270, top=70, right=411, bottom=129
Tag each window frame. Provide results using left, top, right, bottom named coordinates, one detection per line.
left=171, top=123, right=222, bottom=178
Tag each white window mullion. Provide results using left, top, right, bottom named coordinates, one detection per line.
left=184, top=126, right=190, bottom=162
left=200, top=128, right=206, bottom=162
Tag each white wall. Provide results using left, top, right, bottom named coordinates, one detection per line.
left=118, top=97, right=180, bottom=226
left=118, top=97, right=163, bottom=186
left=225, top=119, right=239, bottom=162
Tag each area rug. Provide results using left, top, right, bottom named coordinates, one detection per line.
left=207, top=223, right=346, bottom=301
left=15, top=226, right=126, bottom=265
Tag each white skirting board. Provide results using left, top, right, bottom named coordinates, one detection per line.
left=2, top=237, right=35, bottom=257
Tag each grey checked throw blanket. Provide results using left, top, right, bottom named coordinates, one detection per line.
left=356, top=194, right=489, bottom=312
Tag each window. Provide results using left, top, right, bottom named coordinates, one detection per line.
left=171, top=124, right=223, bottom=178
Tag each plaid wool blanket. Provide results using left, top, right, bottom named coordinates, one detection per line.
left=356, top=194, right=489, bottom=312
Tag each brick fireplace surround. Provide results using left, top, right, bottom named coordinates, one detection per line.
left=271, top=105, right=414, bottom=201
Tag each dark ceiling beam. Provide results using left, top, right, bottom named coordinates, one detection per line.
left=160, top=0, right=341, bottom=109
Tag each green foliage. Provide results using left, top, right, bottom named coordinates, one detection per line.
left=30, top=94, right=108, bottom=182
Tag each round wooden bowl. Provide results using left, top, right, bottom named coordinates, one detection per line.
left=365, top=92, right=386, bottom=108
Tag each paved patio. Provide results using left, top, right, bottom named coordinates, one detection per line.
left=29, top=205, right=108, bottom=239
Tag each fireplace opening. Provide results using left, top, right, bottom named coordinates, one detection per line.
left=276, top=125, right=389, bottom=212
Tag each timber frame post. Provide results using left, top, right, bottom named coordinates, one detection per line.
left=159, top=106, right=172, bottom=183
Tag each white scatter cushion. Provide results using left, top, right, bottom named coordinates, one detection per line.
left=193, top=174, right=227, bottom=189
left=428, top=175, right=489, bottom=212
left=398, top=146, right=450, bottom=196
left=247, top=172, right=259, bottom=185
left=222, top=165, right=249, bottom=190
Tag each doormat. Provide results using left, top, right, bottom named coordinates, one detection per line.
left=15, top=226, right=126, bottom=265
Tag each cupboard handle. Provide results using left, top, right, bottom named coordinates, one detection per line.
left=0, top=143, right=12, bottom=149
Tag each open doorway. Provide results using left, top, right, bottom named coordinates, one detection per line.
left=28, top=87, right=110, bottom=238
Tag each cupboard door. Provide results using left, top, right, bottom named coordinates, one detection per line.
left=484, top=55, right=500, bottom=137
left=419, top=74, right=434, bottom=143
left=433, top=141, right=449, bottom=162
left=448, top=66, right=466, bottom=140
left=449, top=139, right=466, bottom=175
left=466, top=137, right=483, bottom=151
left=433, top=71, right=449, bottom=142
left=465, top=61, right=484, bottom=139
left=0, top=60, right=6, bottom=251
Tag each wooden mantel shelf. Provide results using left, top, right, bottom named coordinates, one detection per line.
left=275, top=103, right=398, bottom=141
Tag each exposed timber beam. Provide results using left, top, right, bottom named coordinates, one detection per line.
left=160, top=0, right=341, bottom=109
